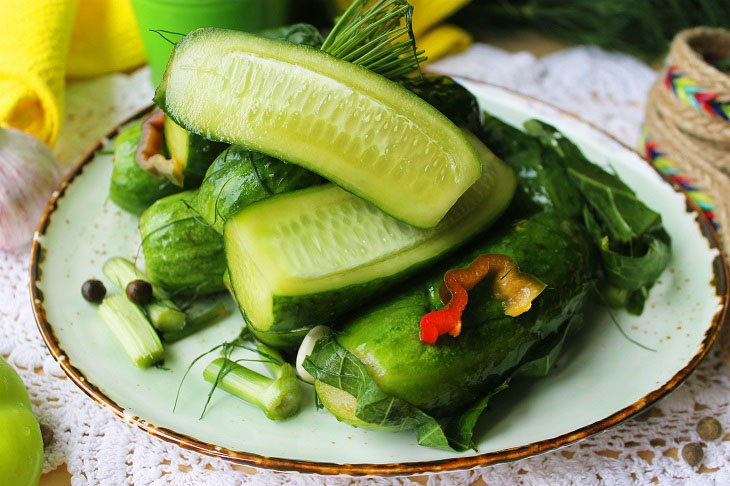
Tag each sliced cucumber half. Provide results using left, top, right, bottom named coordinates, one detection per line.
left=224, top=132, right=516, bottom=344
left=155, top=28, right=482, bottom=228
left=163, top=116, right=227, bottom=188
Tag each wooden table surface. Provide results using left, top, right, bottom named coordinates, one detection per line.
left=39, top=29, right=569, bottom=486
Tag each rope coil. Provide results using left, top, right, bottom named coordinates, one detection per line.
left=644, top=27, right=730, bottom=243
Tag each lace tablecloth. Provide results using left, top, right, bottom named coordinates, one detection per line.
left=2, top=45, right=729, bottom=486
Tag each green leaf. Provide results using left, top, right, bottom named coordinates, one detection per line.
left=303, top=336, right=452, bottom=450
left=446, top=311, right=588, bottom=451
left=478, top=115, right=584, bottom=218
left=445, top=380, right=510, bottom=451
left=525, top=119, right=671, bottom=317
left=400, top=74, right=482, bottom=131
left=321, top=0, right=426, bottom=80
left=257, top=23, right=324, bottom=48
left=524, top=119, right=661, bottom=243
left=599, top=229, right=671, bottom=291
left=516, top=313, right=584, bottom=378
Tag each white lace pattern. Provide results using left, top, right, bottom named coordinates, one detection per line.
left=2, top=46, right=729, bottom=485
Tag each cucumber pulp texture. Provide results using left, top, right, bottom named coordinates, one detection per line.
left=155, top=28, right=481, bottom=228
left=163, top=116, right=228, bottom=188
left=162, top=116, right=189, bottom=184
left=224, top=132, right=516, bottom=342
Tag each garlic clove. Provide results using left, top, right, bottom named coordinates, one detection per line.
left=296, top=325, right=332, bottom=384
left=0, top=128, right=59, bottom=251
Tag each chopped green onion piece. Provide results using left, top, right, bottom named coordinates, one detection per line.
left=97, top=295, right=164, bottom=368
left=103, top=257, right=186, bottom=331
left=203, top=344, right=301, bottom=420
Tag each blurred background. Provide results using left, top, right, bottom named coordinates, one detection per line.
left=4, top=0, right=730, bottom=149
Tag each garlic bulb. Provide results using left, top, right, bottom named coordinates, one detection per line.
left=0, top=128, right=59, bottom=251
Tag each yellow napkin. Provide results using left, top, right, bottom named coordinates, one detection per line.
left=67, top=0, right=146, bottom=78
left=410, top=0, right=472, bottom=61
left=334, top=0, right=473, bottom=63
left=0, top=0, right=145, bottom=146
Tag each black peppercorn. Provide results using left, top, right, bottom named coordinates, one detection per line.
left=81, top=279, right=106, bottom=303
left=126, top=279, right=153, bottom=305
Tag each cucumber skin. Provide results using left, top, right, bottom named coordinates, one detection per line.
left=334, top=212, right=598, bottom=417
left=154, top=28, right=481, bottom=229
left=109, top=123, right=181, bottom=215
left=197, top=146, right=325, bottom=233
left=139, top=191, right=226, bottom=296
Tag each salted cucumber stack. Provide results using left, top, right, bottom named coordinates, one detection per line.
left=154, top=28, right=483, bottom=228
left=153, top=26, right=515, bottom=347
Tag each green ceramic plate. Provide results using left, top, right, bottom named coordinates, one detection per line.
left=31, top=82, right=728, bottom=476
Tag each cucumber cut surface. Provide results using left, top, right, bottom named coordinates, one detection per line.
left=163, top=116, right=227, bottom=188
left=225, top=133, right=516, bottom=342
left=155, top=28, right=481, bottom=228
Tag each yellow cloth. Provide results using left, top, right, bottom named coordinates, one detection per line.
left=334, top=0, right=473, bottom=63
left=417, top=24, right=472, bottom=63
left=0, top=0, right=145, bottom=145
left=67, top=0, right=146, bottom=78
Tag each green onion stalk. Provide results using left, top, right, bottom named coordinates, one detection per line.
left=201, top=340, right=302, bottom=420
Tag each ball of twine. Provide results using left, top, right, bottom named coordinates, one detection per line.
left=643, top=27, right=730, bottom=370
left=645, top=27, right=730, bottom=242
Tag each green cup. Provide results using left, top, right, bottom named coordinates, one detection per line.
left=131, top=0, right=290, bottom=86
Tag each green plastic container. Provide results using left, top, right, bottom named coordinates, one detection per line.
left=131, top=0, right=290, bottom=86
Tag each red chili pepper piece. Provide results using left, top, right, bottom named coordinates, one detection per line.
left=419, top=254, right=547, bottom=345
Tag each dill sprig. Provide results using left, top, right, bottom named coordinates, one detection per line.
left=321, top=0, right=426, bottom=79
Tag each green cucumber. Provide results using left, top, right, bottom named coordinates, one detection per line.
left=306, top=212, right=597, bottom=426
left=196, top=146, right=324, bottom=233
left=224, top=132, right=515, bottom=347
left=163, top=116, right=228, bottom=188
left=155, top=28, right=482, bottom=228
left=334, top=213, right=596, bottom=416
left=139, top=191, right=226, bottom=297
left=109, top=123, right=181, bottom=214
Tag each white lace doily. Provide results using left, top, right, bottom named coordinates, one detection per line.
left=2, top=46, right=729, bottom=486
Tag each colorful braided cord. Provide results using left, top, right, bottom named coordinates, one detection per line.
left=664, top=65, right=730, bottom=121
left=640, top=128, right=718, bottom=230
